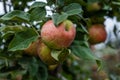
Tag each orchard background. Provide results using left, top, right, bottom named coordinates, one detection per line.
left=0, top=0, right=120, bottom=80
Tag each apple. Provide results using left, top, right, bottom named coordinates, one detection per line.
left=37, top=41, right=58, bottom=65
left=48, top=64, right=59, bottom=71
left=88, top=24, right=107, bottom=44
left=37, top=40, right=70, bottom=65
left=41, top=20, right=76, bottom=49
left=24, top=40, right=39, bottom=56
left=86, top=2, right=102, bottom=12
left=15, top=75, right=22, bottom=80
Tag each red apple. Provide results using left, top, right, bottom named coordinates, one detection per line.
left=88, top=24, right=107, bottom=44
left=41, top=20, right=76, bottom=49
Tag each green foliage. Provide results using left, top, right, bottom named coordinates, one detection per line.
left=0, top=10, right=30, bottom=22
left=63, top=3, right=83, bottom=16
left=51, top=49, right=70, bottom=62
left=0, top=25, right=27, bottom=40
left=30, top=7, right=46, bottom=21
left=29, top=2, right=47, bottom=22
left=71, top=41, right=97, bottom=60
left=29, top=2, right=46, bottom=9
left=52, top=13, right=68, bottom=26
left=0, top=0, right=120, bottom=80
left=8, top=28, right=39, bottom=51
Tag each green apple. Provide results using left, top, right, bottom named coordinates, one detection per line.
left=87, top=2, right=102, bottom=12
left=37, top=41, right=58, bottom=65
left=37, top=40, right=70, bottom=65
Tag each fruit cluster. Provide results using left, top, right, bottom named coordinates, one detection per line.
left=24, top=20, right=76, bottom=69
left=24, top=19, right=107, bottom=70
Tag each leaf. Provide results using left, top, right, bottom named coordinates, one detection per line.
left=0, top=72, right=10, bottom=78
left=2, top=31, right=14, bottom=40
left=18, top=57, right=39, bottom=76
left=71, top=41, right=98, bottom=60
left=0, top=10, right=30, bottom=22
left=0, top=26, right=27, bottom=40
left=66, top=9, right=83, bottom=16
left=52, top=13, right=68, bottom=26
left=71, top=41, right=102, bottom=69
left=51, top=49, right=70, bottom=62
left=96, top=60, right=103, bottom=71
left=112, top=1, right=120, bottom=6
left=51, top=50, right=61, bottom=61
left=80, top=24, right=88, bottom=34
left=30, top=2, right=46, bottom=10
left=11, top=70, right=27, bottom=79
left=8, top=28, right=39, bottom=51
left=36, top=60, right=48, bottom=80
left=28, top=57, right=39, bottom=76
left=30, top=7, right=46, bottom=21
left=63, top=3, right=83, bottom=16
left=18, top=57, right=48, bottom=80
left=58, top=49, right=70, bottom=62
left=0, top=25, right=26, bottom=33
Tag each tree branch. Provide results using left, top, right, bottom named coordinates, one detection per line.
left=3, top=0, right=7, bottom=14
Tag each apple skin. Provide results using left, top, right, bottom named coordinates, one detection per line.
left=48, top=64, right=59, bottom=71
left=41, top=20, right=76, bottom=49
left=24, top=40, right=39, bottom=56
left=37, top=41, right=58, bottom=65
left=87, top=2, right=102, bottom=12
left=88, top=24, right=107, bottom=44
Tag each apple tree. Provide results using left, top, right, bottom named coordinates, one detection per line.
left=0, top=0, right=120, bottom=80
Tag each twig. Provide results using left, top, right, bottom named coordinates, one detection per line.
left=3, top=0, right=7, bottom=13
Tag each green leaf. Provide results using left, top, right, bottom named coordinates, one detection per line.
left=30, top=7, right=46, bottom=21
left=0, top=10, right=30, bottom=22
left=96, top=60, right=103, bottom=71
left=51, top=49, right=70, bottom=62
left=0, top=25, right=26, bottom=39
left=2, top=31, right=14, bottom=40
left=0, top=72, right=10, bottom=78
left=58, top=49, right=70, bottom=62
left=0, top=25, right=26, bottom=33
left=11, top=70, right=27, bottom=79
left=70, top=40, right=102, bottom=72
left=28, top=57, right=39, bottom=76
left=52, top=13, right=68, bottom=26
left=80, top=24, right=88, bottom=34
left=30, top=2, right=46, bottom=10
left=0, top=25, right=27, bottom=40
left=8, top=28, right=39, bottom=51
left=51, top=50, right=61, bottom=61
left=112, top=1, right=120, bottom=6
left=18, top=57, right=39, bottom=76
left=63, top=3, right=83, bottom=16
left=18, top=57, right=48, bottom=80
left=71, top=41, right=98, bottom=60
left=36, top=60, right=48, bottom=80
left=66, top=9, right=83, bottom=16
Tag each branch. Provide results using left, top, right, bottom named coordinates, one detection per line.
left=3, top=0, right=7, bottom=13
